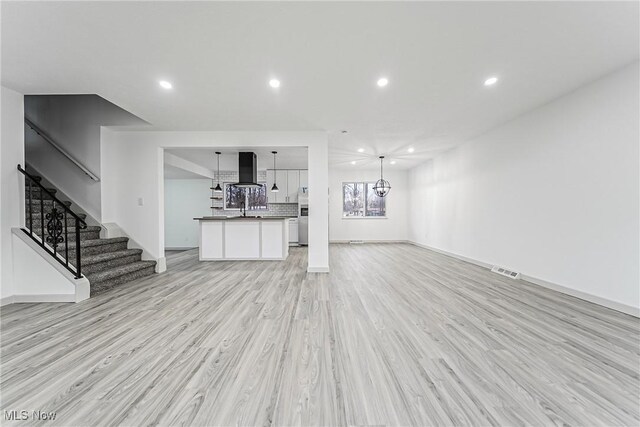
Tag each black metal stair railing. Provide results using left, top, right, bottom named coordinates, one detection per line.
left=17, top=164, right=87, bottom=279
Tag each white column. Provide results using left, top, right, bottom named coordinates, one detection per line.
left=307, top=135, right=330, bottom=272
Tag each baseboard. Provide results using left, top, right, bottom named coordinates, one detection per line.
left=307, top=266, right=330, bottom=273
left=330, top=239, right=410, bottom=244
left=165, top=247, right=196, bottom=251
left=156, top=257, right=167, bottom=273
left=408, top=241, right=639, bottom=318
left=520, top=274, right=639, bottom=318
left=12, top=294, right=77, bottom=303
left=1, top=293, right=79, bottom=305
left=0, top=296, right=16, bottom=307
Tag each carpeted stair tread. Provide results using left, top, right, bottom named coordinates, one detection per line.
left=88, top=260, right=156, bottom=284
left=28, top=211, right=87, bottom=220
left=27, top=225, right=101, bottom=235
left=67, top=237, right=129, bottom=249
left=26, top=200, right=72, bottom=209
left=83, top=249, right=143, bottom=266
left=26, top=187, right=57, bottom=196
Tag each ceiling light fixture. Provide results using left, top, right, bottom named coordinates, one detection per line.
left=357, top=148, right=364, bottom=153
left=159, top=80, right=173, bottom=89
left=211, top=151, right=223, bottom=193
left=351, top=161, right=356, bottom=165
left=373, top=156, right=391, bottom=197
left=377, top=77, right=389, bottom=87
left=271, top=151, right=279, bottom=192
left=484, top=76, right=498, bottom=86
left=390, top=160, right=397, bottom=165
left=269, top=79, right=281, bottom=88
left=408, top=147, right=415, bottom=153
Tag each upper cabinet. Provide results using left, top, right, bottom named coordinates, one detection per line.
left=266, top=169, right=307, bottom=203
left=287, top=170, right=299, bottom=203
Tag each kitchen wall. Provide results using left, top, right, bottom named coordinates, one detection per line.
left=101, top=130, right=329, bottom=272
left=329, top=169, right=409, bottom=242
left=164, top=179, right=211, bottom=249
left=1, top=86, right=25, bottom=303
left=408, top=62, right=639, bottom=314
left=165, top=172, right=298, bottom=249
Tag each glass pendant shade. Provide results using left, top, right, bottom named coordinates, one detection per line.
left=373, top=178, right=391, bottom=197
left=374, top=156, right=391, bottom=197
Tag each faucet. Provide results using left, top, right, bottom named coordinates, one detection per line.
left=240, top=199, right=247, bottom=217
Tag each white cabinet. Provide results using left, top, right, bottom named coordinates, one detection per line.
left=275, top=170, right=288, bottom=203
left=289, top=218, right=299, bottom=244
left=197, top=219, right=289, bottom=261
left=266, top=170, right=288, bottom=203
left=266, top=170, right=276, bottom=203
left=225, top=222, right=260, bottom=259
left=265, top=169, right=308, bottom=203
left=287, top=170, right=299, bottom=203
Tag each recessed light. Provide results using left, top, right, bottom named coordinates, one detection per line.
left=351, top=161, right=356, bottom=165
left=390, top=160, right=397, bottom=165
left=159, top=80, right=173, bottom=89
left=484, top=76, right=498, bottom=86
left=269, top=79, right=281, bottom=88
left=377, top=77, right=389, bottom=87
left=341, top=130, right=348, bottom=134
left=407, top=147, right=415, bottom=153
left=357, top=148, right=364, bottom=153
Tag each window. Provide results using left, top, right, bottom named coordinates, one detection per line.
left=224, top=183, right=268, bottom=210
left=342, top=182, right=386, bottom=217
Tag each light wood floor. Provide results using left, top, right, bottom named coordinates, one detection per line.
left=1, top=244, right=638, bottom=426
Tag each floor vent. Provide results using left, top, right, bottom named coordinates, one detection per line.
left=349, top=240, right=365, bottom=244
left=491, top=266, right=521, bottom=279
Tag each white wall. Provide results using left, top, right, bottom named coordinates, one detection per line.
left=24, top=95, right=145, bottom=220
left=408, top=62, right=639, bottom=314
left=164, top=179, right=211, bottom=249
left=329, top=169, right=408, bottom=242
left=1, top=86, right=25, bottom=302
left=102, top=130, right=329, bottom=272
left=11, top=230, right=89, bottom=302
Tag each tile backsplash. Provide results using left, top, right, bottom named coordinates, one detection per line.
left=210, top=170, right=298, bottom=218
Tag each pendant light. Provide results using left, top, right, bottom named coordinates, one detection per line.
left=211, top=151, right=222, bottom=192
left=271, top=151, right=279, bottom=192
left=373, top=156, right=391, bottom=197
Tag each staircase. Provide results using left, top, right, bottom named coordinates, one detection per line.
left=23, top=171, right=156, bottom=296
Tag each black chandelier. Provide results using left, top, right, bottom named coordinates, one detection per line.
left=211, top=151, right=222, bottom=192
left=271, top=151, right=279, bottom=192
left=373, top=156, right=391, bottom=197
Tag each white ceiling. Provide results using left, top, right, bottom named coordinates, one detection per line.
left=166, top=147, right=308, bottom=173
left=2, top=2, right=638, bottom=169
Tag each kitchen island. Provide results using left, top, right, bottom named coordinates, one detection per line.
left=194, top=216, right=290, bottom=261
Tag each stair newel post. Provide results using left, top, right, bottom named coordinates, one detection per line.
left=75, top=217, right=82, bottom=279
left=28, top=179, right=33, bottom=237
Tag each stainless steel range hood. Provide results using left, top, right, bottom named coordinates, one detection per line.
left=232, top=152, right=261, bottom=188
